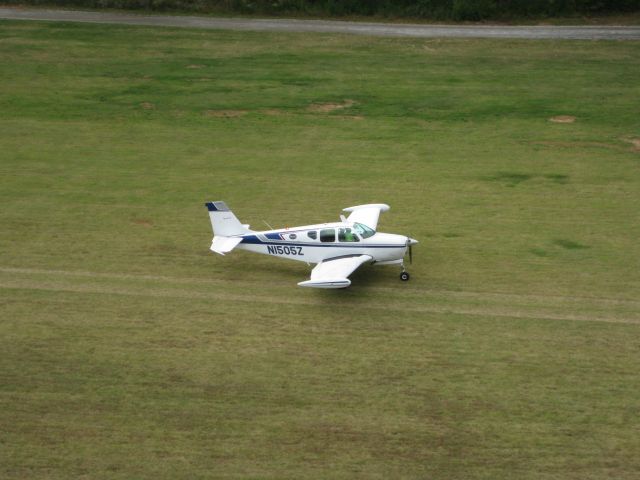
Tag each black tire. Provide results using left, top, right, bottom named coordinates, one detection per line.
left=400, top=271, right=410, bottom=281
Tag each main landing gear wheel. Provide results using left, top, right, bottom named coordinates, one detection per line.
left=400, top=271, right=410, bottom=282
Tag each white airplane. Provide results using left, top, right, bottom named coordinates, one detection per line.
left=205, top=201, right=418, bottom=288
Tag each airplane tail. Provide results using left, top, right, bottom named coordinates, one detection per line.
left=205, top=201, right=251, bottom=255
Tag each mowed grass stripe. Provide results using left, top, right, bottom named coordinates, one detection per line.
left=2, top=267, right=638, bottom=324
left=4, top=266, right=640, bottom=308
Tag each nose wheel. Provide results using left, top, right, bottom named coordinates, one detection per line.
left=400, top=270, right=410, bottom=281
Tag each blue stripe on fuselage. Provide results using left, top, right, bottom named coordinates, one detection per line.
left=240, top=235, right=400, bottom=249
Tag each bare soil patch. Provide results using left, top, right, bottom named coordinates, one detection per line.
left=622, top=137, right=640, bottom=152
left=186, top=64, right=204, bottom=69
left=549, top=115, right=576, bottom=123
left=140, top=102, right=155, bottom=110
left=335, top=115, right=364, bottom=121
left=261, top=109, right=286, bottom=116
left=132, top=218, right=153, bottom=227
left=204, top=109, right=247, bottom=118
left=308, top=99, right=356, bottom=113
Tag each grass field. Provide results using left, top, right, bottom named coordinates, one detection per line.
left=1, top=19, right=639, bottom=479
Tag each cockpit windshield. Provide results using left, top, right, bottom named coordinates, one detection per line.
left=353, top=222, right=375, bottom=239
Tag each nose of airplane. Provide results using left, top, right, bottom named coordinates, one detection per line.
left=404, top=236, right=418, bottom=264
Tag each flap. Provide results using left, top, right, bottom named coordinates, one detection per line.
left=311, top=255, right=373, bottom=286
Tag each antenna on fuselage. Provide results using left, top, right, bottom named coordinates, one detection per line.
left=262, top=220, right=274, bottom=230
left=340, top=215, right=347, bottom=223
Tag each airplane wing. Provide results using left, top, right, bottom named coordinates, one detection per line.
left=343, top=203, right=390, bottom=230
left=298, top=255, right=373, bottom=289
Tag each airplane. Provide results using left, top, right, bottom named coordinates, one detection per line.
left=204, top=201, right=418, bottom=289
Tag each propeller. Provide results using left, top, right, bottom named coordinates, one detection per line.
left=406, top=237, right=418, bottom=264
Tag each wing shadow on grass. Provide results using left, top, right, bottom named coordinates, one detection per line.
left=306, top=264, right=401, bottom=307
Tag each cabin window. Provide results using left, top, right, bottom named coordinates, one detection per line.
left=289, top=234, right=297, bottom=240
left=307, top=231, right=317, bottom=240
left=320, top=229, right=335, bottom=242
left=353, top=222, right=375, bottom=239
left=338, top=228, right=359, bottom=242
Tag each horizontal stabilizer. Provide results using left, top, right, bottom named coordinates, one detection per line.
left=210, top=236, right=242, bottom=255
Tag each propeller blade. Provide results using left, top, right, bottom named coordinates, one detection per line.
left=409, top=244, right=413, bottom=264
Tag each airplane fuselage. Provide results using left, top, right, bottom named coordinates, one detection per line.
left=235, top=221, right=409, bottom=265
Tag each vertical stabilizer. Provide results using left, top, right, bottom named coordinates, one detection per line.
left=205, top=201, right=250, bottom=237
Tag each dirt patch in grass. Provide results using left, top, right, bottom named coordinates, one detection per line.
left=132, top=218, right=153, bottom=227
left=261, top=109, right=287, bottom=116
left=308, top=99, right=355, bottom=113
left=622, top=137, right=640, bottom=152
left=186, top=64, right=205, bottom=69
left=549, top=115, right=576, bottom=123
left=204, top=109, right=248, bottom=118
left=140, top=102, right=155, bottom=110
left=335, top=115, right=364, bottom=121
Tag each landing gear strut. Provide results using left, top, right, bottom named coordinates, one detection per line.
left=400, top=237, right=415, bottom=282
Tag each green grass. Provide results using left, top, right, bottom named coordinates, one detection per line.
left=1, top=19, right=639, bottom=479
